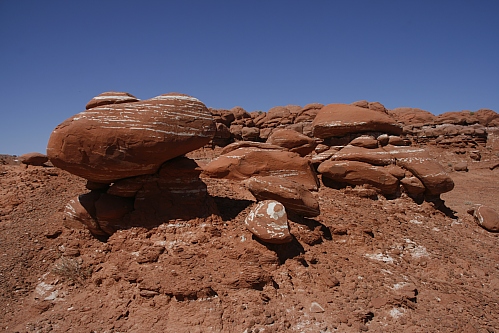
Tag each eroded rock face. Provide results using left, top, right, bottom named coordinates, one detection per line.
left=312, top=104, right=403, bottom=138
left=47, top=93, right=216, bottom=183
left=202, top=147, right=320, bottom=190
left=244, top=176, right=320, bottom=217
left=85, top=91, right=139, bottom=110
left=245, top=200, right=293, bottom=244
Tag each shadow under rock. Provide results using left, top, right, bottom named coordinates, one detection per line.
left=288, top=213, right=333, bottom=241
left=425, top=196, right=458, bottom=219
left=212, top=196, right=254, bottom=221
left=255, top=236, right=306, bottom=265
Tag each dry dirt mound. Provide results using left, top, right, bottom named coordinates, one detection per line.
left=1, top=147, right=499, bottom=332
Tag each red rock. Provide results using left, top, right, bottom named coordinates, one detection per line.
left=266, top=129, right=318, bottom=156
left=231, top=106, right=251, bottom=120
left=388, top=107, right=436, bottom=126
left=388, top=136, right=411, bottom=146
left=202, top=147, right=320, bottom=190
left=47, top=93, right=216, bottom=183
left=220, top=141, right=283, bottom=155
left=349, top=136, right=379, bottom=149
left=229, top=124, right=243, bottom=139
left=210, top=108, right=235, bottom=126
left=312, top=104, right=402, bottom=138
left=332, top=145, right=395, bottom=166
left=383, top=145, right=454, bottom=195
left=294, top=103, right=323, bottom=123
left=351, top=100, right=369, bottom=108
left=318, top=160, right=399, bottom=195
left=63, top=192, right=106, bottom=236
left=244, top=176, right=320, bottom=217
left=94, top=194, right=134, bottom=235
left=453, top=162, right=468, bottom=172
left=436, top=111, right=478, bottom=126
left=19, top=152, right=48, bottom=166
left=245, top=200, right=293, bottom=244
left=400, top=176, right=426, bottom=197
left=470, top=205, right=499, bottom=232
left=85, top=91, right=139, bottom=110
left=474, top=109, right=499, bottom=126
left=241, top=127, right=260, bottom=141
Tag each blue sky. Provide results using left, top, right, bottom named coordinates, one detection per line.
left=1, top=0, right=498, bottom=155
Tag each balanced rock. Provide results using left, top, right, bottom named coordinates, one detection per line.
left=266, top=129, right=318, bottom=156
left=312, top=104, right=403, bottom=138
left=202, top=147, right=320, bottom=190
left=19, top=152, right=48, bottom=166
left=245, top=200, right=293, bottom=244
left=318, top=160, right=399, bottom=195
left=85, top=91, right=139, bottom=110
left=468, top=205, right=499, bottom=232
left=47, top=93, right=216, bottom=183
left=244, top=176, right=320, bottom=217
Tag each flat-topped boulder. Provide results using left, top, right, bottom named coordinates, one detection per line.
left=312, top=103, right=402, bottom=138
left=47, top=93, right=216, bottom=183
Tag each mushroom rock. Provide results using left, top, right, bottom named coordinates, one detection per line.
left=47, top=93, right=216, bottom=183
left=202, top=147, right=320, bottom=191
left=312, top=104, right=402, bottom=139
left=244, top=176, right=320, bottom=217
left=245, top=200, right=293, bottom=244
left=85, top=91, right=139, bottom=110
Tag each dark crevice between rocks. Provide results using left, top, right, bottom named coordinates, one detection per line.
left=254, top=236, right=305, bottom=265
left=212, top=196, right=253, bottom=221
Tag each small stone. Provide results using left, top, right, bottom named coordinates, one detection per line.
left=245, top=200, right=293, bottom=244
left=310, top=302, right=325, bottom=313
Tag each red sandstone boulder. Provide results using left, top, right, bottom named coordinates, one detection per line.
left=64, top=192, right=106, bottom=236
left=383, top=145, right=454, bottom=195
left=220, top=141, right=283, bottom=155
left=331, top=145, right=395, bottom=166
left=47, top=93, right=216, bottom=183
left=400, top=176, right=426, bottom=198
left=388, top=107, right=436, bottom=126
left=266, top=129, right=318, bottom=156
left=468, top=205, right=499, bottom=232
left=294, top=103, right=323, bottom=123
left=349, top=136, right=379, bottom=149
left=245, top=200, right=293, bottom=244
left=202, top=147, right=320, bottom=190
left=85, top=91, right=139, bottom=110
left=19, top=152, right=48, bottom=166
left=312, top=104, right=402, bottom=138
left=244, top=176, right=320, bottom=217
left=318, top=160, right=399, bottom=195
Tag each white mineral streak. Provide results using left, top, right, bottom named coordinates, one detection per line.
left=322, top=121, right=368, bottom=127
left=92, top=95, right=138, bottom=100
left=364, top=253, right=395, bottom=264
left=150, top=95, right=200, bottom=102
left=266, top=202, right=286, bottom=220
left=64, top=199, right=77, bottom=218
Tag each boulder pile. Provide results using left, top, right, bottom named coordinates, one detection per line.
left=46, top=92, right=499, bottom=241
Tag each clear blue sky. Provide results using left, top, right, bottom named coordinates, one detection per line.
left=1, top=0, right=498, bottom=155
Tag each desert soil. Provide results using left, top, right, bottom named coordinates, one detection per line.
left=0, top=144, right=499, bottom=333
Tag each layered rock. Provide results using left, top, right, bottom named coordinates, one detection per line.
left=47, top=93, right=216, bottom=183
left=245, top=200, right=293, bottom=244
